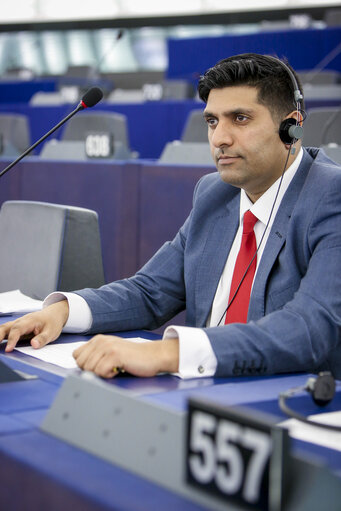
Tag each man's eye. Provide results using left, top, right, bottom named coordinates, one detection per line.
left=235, top=114, right=249, bottom=122
left=205, top=118, right=217, bottom=127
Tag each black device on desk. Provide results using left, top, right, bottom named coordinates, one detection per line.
left=279, top=371, right=341, bottom=432
left=0, top=359, right=25, bottom=383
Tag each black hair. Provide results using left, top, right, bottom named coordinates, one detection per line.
left=198, top=53, right=304, bottom=121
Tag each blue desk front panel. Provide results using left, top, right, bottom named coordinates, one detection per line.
left=0, top=158, right=141, bottom=283
left=138, top=162, right=215, bottom=267
left=0, top=79, right=56, bottom=104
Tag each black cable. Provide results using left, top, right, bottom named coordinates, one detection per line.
left=279, top=388, right=341, bottom=433
left=216, top=144, right=293, bottom=326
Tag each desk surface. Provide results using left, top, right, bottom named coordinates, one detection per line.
left=0, top=322, right=340, bottom=511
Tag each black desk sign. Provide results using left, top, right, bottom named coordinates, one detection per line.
left=85, top=132, right=114, bottom=159
left=186, top=398, right=290, bottom=511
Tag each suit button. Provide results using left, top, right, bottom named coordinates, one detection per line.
left=198, top=365, right=205, bottom=374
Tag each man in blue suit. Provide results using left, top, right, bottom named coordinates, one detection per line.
left=2, top=54, right=341, bottom=379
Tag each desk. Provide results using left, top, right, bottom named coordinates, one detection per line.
left=0, top=97, right=339, bottom=161
left=0, top=158, right=214, bottom=284
left=0, top=316, right=340, bottom=511
left=0, top=101, right=205, bottom=160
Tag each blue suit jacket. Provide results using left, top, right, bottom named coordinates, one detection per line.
left=77, top=147, right=341, bottom=378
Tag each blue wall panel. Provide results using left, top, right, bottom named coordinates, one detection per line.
left=167, top=27, right=341, bottom=81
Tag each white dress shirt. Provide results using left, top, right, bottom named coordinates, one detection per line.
left=45, top=148, right=303, bottom=379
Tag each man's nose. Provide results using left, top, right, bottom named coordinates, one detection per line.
left=210, top=122, right=233, bottom=147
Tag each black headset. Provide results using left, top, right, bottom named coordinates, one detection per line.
left=279, top=372, right=341, bottom=432
left=265, top=56, right=305, bottom=145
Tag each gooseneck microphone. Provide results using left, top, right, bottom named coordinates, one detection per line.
left=0, top=86, right=103, bottom=179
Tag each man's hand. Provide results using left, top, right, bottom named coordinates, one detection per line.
left=0, top=300, right=69, bottom=352
left=73, top=335, right=179, bottom=378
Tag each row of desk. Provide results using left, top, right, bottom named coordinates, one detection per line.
left=0, top=100, right=205, bottom=160
left=0, top=95, right=340, bottom=161
left=0, top=157, right=215, bottom=284
left=0, top=314, right=340, bottom=511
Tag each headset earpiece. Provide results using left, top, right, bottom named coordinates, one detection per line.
left=305, top=372, right=336, bottom=406
left=279, top=118, right=304, bottom=144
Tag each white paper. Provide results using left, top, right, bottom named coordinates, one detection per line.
left=14, top=337, right=151, bottom=369
left=0, top=289, right=43, bottom=315
left=280, top=412, right=341, bottom=451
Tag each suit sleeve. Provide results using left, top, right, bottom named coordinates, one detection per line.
left=73, top=175, right=212, bottom=334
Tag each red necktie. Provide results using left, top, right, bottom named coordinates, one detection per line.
left=225, top=210, right=258, bottom=324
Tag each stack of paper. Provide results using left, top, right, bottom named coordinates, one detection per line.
left=15, top=337, right=150, bottom=369
left=0, top=289, right=43, bottom=316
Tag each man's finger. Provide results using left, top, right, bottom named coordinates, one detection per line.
left=5, top=319, right=43, bottom=352
left=73, top=335, right=103, bottom=361
left=0, top=321, right=15, bottom=342
left=30, top=332, right=51, bottom=350
left=73, top=342, right=102, bottom=369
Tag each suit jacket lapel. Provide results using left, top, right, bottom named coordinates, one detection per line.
left=195, top=192, right=240, bottom=327
left=248, top=148, right=314, bottom=321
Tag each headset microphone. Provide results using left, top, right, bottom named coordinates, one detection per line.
left=279, top=372, right=341, bottom=432
left=259, top=55, right=305, bottom=145
left=268, top=56, right=305, bottom=145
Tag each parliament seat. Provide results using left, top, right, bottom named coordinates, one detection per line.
left=61, top=111, right=130, bottom=150
left=298, top=70, right=341, bottom=85
left=159, top=141, right=213, bottom=165
left=0, top=113, right=30, bottom=155
left=322, top=144, right=341, bottom=165
left=40, top=140, right=86, bottom=160
left=0, top=201, right=105, bottom=299
left=40, top=139, right=133, bottom=161
left=303, top=107, right=341, bottom=147
left=181, top=109, right=207, bottom=143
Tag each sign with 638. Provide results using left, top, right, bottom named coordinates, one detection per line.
left=186, top=399, right=288, bottom=511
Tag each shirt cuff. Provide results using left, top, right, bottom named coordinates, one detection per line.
left=43, top=292, right=93, bottom=333
left=163, top=325, right=217, bottom=379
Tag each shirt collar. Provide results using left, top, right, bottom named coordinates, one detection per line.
left=239, top=147, right=303, bottom=226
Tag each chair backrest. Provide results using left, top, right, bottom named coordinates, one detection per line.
left=302, top=84, right=341, bottom=100
left=159, top=141, right=214, bottom=166
left=30, top=92, right=65, bottom=106
left=162, top=79, right=195, bottom=100
left=298, top=70, right=341, bottom=86
left=106, top=89, right=145, bottom=103
left=303, top=107, right=341, bottom=147
left=0, top=201, right=105, bottom=299
left=0, top=114, right=30, bottom=154
left=321, top=144, right=341, bottom=165
left=61, top=111, right=129, bottom=148
left=181, top=109, right=207, bottom=143
left=324, top=8, right=341, bottom=26
left=40, top=140, right=87, bottom=160
left=40, top=139, right=133, bottom=161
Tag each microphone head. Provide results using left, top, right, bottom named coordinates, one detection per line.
left=80, top=87, right=103, bottom=108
